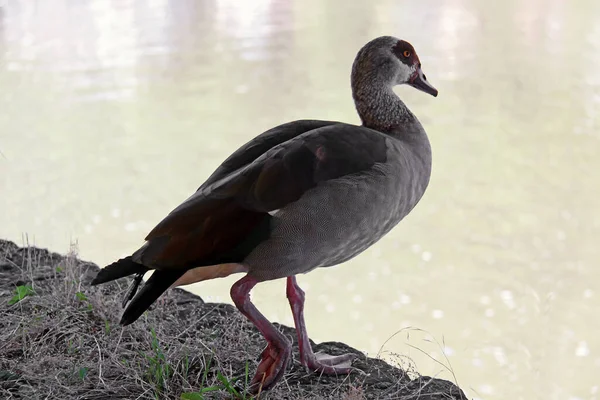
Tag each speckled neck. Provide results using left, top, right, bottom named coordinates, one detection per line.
left=351, top=82, right=419, bottom=134
left=352, top=75, right=432, bottom=175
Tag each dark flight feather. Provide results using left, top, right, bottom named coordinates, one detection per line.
left=120, top=269, right=184, bottom=326
left=90, top=256, right=148, bottom=286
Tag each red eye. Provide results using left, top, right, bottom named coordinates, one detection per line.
left=403, top=50, right=411, bottom=58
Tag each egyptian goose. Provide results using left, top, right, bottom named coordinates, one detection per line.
left=92, top=36, right=438, bottom=392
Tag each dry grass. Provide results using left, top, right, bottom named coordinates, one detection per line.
left=0, top=239, right=467, bottom=400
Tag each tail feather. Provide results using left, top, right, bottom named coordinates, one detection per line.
left=121, top=273, right=144, bottom=308
left=91, top=256, right=148, bottom=286
left=120, top=269, right=184, bottom=326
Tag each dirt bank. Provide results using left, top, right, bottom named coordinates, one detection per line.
left=0, top=239, right=467, bottom=399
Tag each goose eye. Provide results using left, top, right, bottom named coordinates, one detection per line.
left=403, top=50, right=411, bottom=58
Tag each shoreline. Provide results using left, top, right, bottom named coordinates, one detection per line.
left=0, top=238, right=467, bottom=399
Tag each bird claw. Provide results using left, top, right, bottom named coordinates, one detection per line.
left=249, top=342, right=292, bottom=393
left=304, top=352, right=358, bottom=374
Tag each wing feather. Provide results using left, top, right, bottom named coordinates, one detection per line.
left=138, top=124, right=388, bottom=269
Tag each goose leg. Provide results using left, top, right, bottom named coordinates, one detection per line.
left=230, top=275, right=291, bottom=392
left=286, top=276, right=357, bottom=373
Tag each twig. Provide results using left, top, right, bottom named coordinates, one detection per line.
left=94, top=336, right=106, bottom=387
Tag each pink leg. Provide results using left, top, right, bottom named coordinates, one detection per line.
left=230, top=275, right=291, bottom=393
left=286, top=276, right=356, bottom=374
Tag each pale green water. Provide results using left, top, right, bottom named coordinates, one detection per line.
left=1, top=1, right=599, bottom=399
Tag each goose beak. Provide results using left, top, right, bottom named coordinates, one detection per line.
left=409, top=66, right=438, bottom=97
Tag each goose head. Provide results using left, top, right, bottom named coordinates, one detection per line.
left=352, top=36, right=438, bottom=97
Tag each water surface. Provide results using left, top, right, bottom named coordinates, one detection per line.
left=1, top=1, right=599, bottom=399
